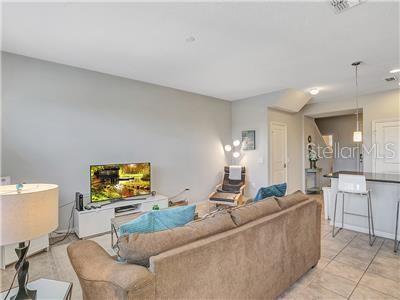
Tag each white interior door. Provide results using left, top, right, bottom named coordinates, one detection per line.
left=373, top=119, right=400, bottom=174
left=270, top=122, right=287, bottom=185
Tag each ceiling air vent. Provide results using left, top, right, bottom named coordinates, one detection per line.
left=385, top=77, right=397, bottom=82
left=330, top=0, right=365, bottom=14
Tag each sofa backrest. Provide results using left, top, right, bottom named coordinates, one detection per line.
left=118, top=211, right=236, bottom=266
left=229, top=196, right=281, bottom=226
left=118, top=191, right=310, bottom=267
left=149, top=199, right=321, bottom=299
left=275, top=190, right=309, bottom=209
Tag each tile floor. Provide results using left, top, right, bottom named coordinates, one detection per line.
left=279, top=196, right=400, bottom=299
left=279, top=221, right=399, bottom=299
left=1, top=195, right=399, bottom=299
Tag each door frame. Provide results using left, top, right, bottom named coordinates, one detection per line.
left=372, top=117, right=400, bottom=173
left=269, top=121, right=288, bottom=185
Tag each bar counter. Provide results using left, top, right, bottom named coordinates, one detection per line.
left=323, top=171, right=400, bottom=240
left=324, top=171, right=400, bottom=184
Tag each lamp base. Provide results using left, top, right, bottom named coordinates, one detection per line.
left=11, top=242, right=37, bottom=300
left=11, top=288, right=36, bottom=300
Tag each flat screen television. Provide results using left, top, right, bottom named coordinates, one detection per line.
left=90, top=162, right=151, bottom=202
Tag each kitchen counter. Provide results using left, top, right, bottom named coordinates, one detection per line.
left=324, top=171, right=400, bottom=184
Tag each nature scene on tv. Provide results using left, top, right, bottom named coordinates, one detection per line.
left=90, top=163, right=151, bottom=202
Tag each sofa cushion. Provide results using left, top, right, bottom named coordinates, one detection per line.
left=229, top=197, right=281, bottom=226
left=119, top=205, right=196, bottom=235
left=275, top=190, right=308, bottom=209
left=254, top=183, right=287, bottom=201
left=118, top=211, right=236, bottom=266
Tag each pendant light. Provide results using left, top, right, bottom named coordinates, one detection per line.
left=352, top=61, right=362, bottom=143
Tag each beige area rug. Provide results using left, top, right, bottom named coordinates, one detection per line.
left=52, top=234, right=113, bottom=300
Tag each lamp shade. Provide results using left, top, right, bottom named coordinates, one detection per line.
left=0, top=184, right=59, bottom=246
left=233, top=151, right=240, bottom=158
left=224, top=145, right=232, bottom=152
left=353, top=131, right=362, bottom=143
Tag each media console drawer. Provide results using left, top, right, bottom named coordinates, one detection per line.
left=75, top=208, right=114, bottom=238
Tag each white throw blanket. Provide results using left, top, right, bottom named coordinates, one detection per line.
left=229, top=165, right=242, bottom=180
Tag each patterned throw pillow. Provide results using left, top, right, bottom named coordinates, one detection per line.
left=254, top=183, right=287, bottom=202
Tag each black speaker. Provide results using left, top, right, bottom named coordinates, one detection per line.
left=75, top=192, right=84, bottom=211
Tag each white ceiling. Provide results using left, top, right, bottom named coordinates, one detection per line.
left=2, top=2, right=399, bottom=102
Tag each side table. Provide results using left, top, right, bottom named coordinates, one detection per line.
left=111, top=212, right=143, bottom=248
left=305, top=168, right=322, bottom=194
left=0, top=278, right=72, bottom=300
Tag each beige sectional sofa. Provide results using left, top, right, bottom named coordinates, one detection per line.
left=68, top=192, right=321, bottom=299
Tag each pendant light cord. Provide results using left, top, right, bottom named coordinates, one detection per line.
left=355, top=63, right=359, bottom=131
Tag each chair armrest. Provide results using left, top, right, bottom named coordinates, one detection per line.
left=208, top=184, right=223, bottom=199
left=67, top=240, right=155, bottom=300
left=208, top=191, right=216, bottom=199
left=240, top=184, right=246, bottom=195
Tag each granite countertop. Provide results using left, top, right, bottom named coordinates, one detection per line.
left=324, top=171, right=400, bottom=184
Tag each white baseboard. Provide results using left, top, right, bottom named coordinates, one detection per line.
left=330, top=221, right=398, bottom=240
left=49, top=229, right=75, bottom=239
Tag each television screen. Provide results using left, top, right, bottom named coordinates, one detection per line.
left=90, top=163, right=151, bottom=202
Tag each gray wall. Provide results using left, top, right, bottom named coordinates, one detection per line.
left=302, top=89, right=400, bottom=173
left=303, top=116, right=333, bottom=187
left=315, top=114, right=363, bottom=172
left=231, top=90, right=305, bottom=197
left=231, top=94, right=271, bottom=196
left=2, top=52, right=232, bottom=230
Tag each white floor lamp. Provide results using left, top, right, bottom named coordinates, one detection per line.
left=0, top=184, right=59, bottom=300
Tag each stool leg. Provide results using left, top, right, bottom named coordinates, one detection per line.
left=369, top=191, right=376, bottom=238
left=367, top=193, right=372, bottom=242
left=395, top=201, right=399, bottom=253
left=111, top=223, right=114, bottom=248
left=367, top=191, right=376, bottom=246
left=341, top=192, right=345, bottom=229
left=332, top=192, right=342, bottom=237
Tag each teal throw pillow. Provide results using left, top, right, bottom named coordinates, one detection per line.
left=254, top=183, right=287, bottom=201
left=119, top=205, right=196, bottom=236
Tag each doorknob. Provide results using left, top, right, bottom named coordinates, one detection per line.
left=284, top=163, right=287, bottom=168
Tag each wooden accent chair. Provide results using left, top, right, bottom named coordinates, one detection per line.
left=209, top=166, right=246, bottom=206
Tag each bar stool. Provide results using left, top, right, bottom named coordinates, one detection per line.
left=395, top=199, right=400, bottom=253
left=332, top=174, right=376, bottom=246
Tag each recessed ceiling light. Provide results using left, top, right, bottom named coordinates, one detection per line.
left=185, top=36, right=195, bottom=43
left=309, top=89, right=320, bottom=96
left=389, top=68, right=400, bottom=74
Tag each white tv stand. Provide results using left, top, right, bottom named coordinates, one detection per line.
left=73, top=194, right=168, bottom=238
